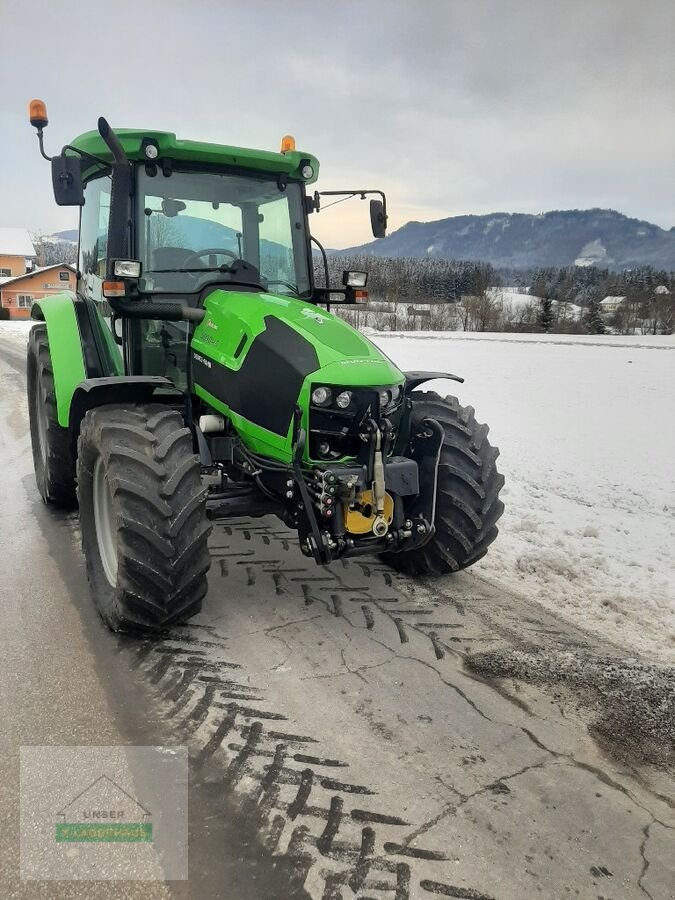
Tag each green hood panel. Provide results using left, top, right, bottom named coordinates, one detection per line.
left=191, top=290, right=403, bottom=461
left=194, top=290, right=401, bottom=382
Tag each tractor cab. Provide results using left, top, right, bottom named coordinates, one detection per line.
left=43, top=117, right=385, bottom=387
left=71, top=126, right=319, bottom=301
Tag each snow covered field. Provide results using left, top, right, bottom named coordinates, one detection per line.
left=373, top=331, right=675, bottom=663
left=2, top=321, right=673, bottom=663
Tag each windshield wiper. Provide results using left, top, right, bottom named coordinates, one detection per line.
left=263, top=278, right=299, bottom=293
left=151, top=267, right=233, bottom=274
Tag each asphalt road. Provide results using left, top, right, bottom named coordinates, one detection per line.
left=1, top=331, right=673, bottom=900
left=0, top=339, right=309, bottom=899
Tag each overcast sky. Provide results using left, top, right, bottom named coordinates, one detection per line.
left=1, top=0, right=673, bottom=248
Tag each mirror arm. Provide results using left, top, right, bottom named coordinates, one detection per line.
left=310, top=235, right=330, bottom=297
left=35, top=128, right=52, bottom=162
left=60, top=144, right=111, bottom=171
left=317, top=189, right=387, bottom=218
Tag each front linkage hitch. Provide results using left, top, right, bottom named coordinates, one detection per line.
left=293, top=411, right=445, bottom=565
left=203, top=405, right=444, bottom=567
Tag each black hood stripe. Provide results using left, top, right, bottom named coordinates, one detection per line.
left=193, top=315, right=320, bottom=437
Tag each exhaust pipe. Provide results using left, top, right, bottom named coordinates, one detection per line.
left=97, top=117, right=204, bottom=324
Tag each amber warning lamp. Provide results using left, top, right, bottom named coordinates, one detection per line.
left=280, top=134, right=296, bottom=153
left=29, top=99, right=48, bottom=129
left=102, top=281, right=126, bottom=299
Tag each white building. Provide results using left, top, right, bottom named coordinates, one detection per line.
left=0, top=227, right=37, bottom=278
left=600, top=296, right=626, bottom=314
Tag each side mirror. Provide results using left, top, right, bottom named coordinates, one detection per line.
left=51, top=155, right=84, bottom=206
left=370, top=199, right=387, bottom=238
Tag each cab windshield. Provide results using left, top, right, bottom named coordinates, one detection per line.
left=136, top=167, right=311, bottom=297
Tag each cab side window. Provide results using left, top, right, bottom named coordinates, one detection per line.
left=78, top=175, right=112, bottom=302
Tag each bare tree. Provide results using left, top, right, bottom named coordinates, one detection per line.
left=32, top=234, right=77, bottom=267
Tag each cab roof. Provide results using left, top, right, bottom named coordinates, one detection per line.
left=69, top=128, right=319, bottom=184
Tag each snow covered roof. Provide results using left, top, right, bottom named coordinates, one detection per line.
left=0, top=227, right=36, bottom=258
left=0, top=263, right=75, bottom=287
left=655, top=285, right=670, bottom=294
left=600, top=296, right=626, bottom=304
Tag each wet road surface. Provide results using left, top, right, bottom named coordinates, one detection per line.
left=0, top=339, right=310, bottom=899
left=1, top=332, right=673, bottom=899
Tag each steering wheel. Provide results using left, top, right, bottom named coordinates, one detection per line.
left=179, top=248, right=238, bottom=269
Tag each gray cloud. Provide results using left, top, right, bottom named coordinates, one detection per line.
left=1, top=0, right=673, bottom=248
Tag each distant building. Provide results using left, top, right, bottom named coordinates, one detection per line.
left=600, top=296, right=626, bottom=314
left=0, top=227, right=37, bottom=278
left=0, top=264, right=76, bottom=320
left=655, top=285, right=670, bottom=295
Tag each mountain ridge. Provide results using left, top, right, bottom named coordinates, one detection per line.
left=338, top=208, right=675, bottom=270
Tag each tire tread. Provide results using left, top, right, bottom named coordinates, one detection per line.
left=382, top=390, right=504, bottom=576
left=77, top=403, right=211, bottom=631
left=26, top=324, right=76, bottom=507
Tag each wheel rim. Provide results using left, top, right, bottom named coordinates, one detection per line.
left=34, top=386, right=48, bottom=465
left=93, top=457, right=118, bottom=587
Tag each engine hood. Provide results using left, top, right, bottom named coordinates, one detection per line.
left=195, top=289, right=402, bottom=385
left=190, top=290, right=403, bottom=461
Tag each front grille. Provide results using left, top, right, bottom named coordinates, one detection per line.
left=308, top=385, right=404, bottom=462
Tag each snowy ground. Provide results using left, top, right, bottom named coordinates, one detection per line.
left=372, top=331, right=675, bottom=664
left=0, top=320, right=34, bottom=347
left=2, top=320, right=673, bottom=663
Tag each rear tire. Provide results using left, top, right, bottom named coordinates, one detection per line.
left=76, top=403, right=211, bottom=632
left=26, top=324, right=76, bottom=507
left=382, top=391, right=505, bottom=575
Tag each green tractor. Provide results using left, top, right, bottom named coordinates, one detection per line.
left=26, top=99, right=504, bottom=632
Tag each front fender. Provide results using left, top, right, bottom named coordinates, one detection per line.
left=69, top=376, right=179, bottom=439
left=404, top=370, right=464, bottom=392
left=32, top=293, right=86, bottom=427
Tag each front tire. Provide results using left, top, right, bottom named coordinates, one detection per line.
left=76, top=404, right=211, bottom=632
left=26, top=324, right=76, bottom=507
left=382, top=391, right=505, bottom=575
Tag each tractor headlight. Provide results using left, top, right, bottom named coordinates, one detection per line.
left=336, top=390, right=353, bottom=409
left=311, top=386, right=333, bottom=407
left=113, top=259, right=142, bottom=278
left=307, top=384, right=405, bottom=461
